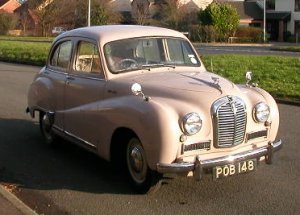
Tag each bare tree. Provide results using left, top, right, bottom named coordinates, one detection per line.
left=131, top=0, right=151, bottom=25
left=159, top=0, right=188, bottom=30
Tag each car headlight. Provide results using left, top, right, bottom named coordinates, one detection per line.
left=253, top=102, right=270, bottom=123
left=182, top=112, right=202, bottom=135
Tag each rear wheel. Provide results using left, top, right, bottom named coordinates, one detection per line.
left=126, top=137, right=161, bottom=194
left=39, top=112, right=56, bottom=145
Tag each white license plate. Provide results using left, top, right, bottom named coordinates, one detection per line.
left=213, top=159, right=257, bottom=180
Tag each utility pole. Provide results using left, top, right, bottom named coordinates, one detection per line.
left=263, top=0, right=266, bottom=42
left=88, top=0, right=91, bottom=27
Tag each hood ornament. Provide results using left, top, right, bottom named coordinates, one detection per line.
left=211, top=77, right=222, bottom=93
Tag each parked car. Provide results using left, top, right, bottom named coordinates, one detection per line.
left=27, top=25, right=282, bottom=193
left=52, top=26, right=66, bottom=35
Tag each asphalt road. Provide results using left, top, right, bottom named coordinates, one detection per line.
left=195, top=44, right=300, bottom=57
left=0, top=62, right=299, bottom=215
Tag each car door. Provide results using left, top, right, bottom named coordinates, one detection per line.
left=63, top=39, right=106, bottom=148
left=46, top=39, right=73, bottom=130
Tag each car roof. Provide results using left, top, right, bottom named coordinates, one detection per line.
left=55, top=25, right=187, bottom=45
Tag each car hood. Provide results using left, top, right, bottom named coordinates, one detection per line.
left=130, top=71, right=236, bottom=95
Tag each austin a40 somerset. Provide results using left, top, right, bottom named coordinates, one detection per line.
left=27, top=25, right=282, bottom=193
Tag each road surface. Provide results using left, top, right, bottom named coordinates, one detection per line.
left=0, top=62, right=299, bottom=215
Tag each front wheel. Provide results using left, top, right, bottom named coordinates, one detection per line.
left=39, top=112, right=56, bottom=145
left=126, top=137, right=161, bottom=194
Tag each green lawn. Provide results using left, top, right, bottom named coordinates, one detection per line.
left=271, top=45, right=300, bottom=52
left=202, top=55, right=300, bottom=102
left=0, top=36, right=54, bottom=42
left=0, top=39, right=299, bottom=101
left=0, top=40, right=50, bottom=66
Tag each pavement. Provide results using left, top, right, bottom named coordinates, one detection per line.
left=0, top=184, right=38, bottom=215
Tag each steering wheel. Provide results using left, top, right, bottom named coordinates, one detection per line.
left=118, top=58, right=138, bottom=69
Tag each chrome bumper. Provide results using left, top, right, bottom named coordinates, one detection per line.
left=157, top=140, right=282, bottom=180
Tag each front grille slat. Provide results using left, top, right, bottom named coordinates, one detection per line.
left=212, top=96, right=247, bottom=148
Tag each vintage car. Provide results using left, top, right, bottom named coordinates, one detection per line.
left=27, top=25, right=282, bottom=193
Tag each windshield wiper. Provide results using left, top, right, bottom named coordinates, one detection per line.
left=114, top=63, right=176, bottom=73
left=140, top=63, right=176, bottom=70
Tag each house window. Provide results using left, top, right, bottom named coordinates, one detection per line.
left=266, top=0, right=275, bottom=10
left=295, top=21, right=300, bottom=38
left=296, top=0, right=300, bottom=11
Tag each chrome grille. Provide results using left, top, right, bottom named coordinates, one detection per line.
left=212, top=96, right=247, bottom=148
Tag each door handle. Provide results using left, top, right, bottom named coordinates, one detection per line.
left=66, top=75, right=75, bottom=84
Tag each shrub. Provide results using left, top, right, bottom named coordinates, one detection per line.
left=189, top=24, right=216, bottom=42
left=235, top=26, right=264, bottom=43
left=198, top=2, right=239, bottom=41
left=0, top=12, right=17, bottom=35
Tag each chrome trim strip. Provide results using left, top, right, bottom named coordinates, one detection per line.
left=157, top=139, right=282, bottom=174
left=64, top=131, right=97, bottom=149
left=52, top=125, right=97, bottom=149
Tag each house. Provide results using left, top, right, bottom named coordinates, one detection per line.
left=0, top=0, right=20, bottom=13
left=13, top=1, right=39, bottom=35
left=271, top=0, right=300, bottom=41
left=180, top=0, right=213, bottom=11
left=217, top=0, right=299, bottom=42
left=215, top=0, right=263, bottom=27
left=110, top=0, right=213, bottom=21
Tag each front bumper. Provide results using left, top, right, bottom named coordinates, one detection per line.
left=157, top=139, right=282, bottom=180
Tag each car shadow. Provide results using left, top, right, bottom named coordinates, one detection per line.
left=0, top=118, right=138, bottom=195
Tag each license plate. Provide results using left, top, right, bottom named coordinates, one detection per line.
left=213, top=159, right=257, bottom=180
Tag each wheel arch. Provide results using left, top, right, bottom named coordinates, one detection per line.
left=110, top=127, right=139, bottom=165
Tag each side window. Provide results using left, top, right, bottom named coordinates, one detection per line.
left=75, top=41, right=102, bottom=74
left=50, top=41, right=72, bottom=69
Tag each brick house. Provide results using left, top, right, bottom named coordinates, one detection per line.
left=13, top=1, right=39, bottom=35
left=0, top=0, right=20, bottom=13
left=110, top=0, right=213, bottom=21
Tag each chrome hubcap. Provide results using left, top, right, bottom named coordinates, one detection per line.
left=127, top=138, right=147, bottom=183
left=130, top=147, right=144, bottom=173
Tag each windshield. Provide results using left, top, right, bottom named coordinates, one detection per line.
left=104, top=37, right=200, bottom=74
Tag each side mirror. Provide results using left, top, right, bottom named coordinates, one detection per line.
left=246, top=71, right=252, bottom=83
left=246, top=71, right=252, bottom=86
left=245, top=71, right=258, bottom=87
left=131, top=83, right=150, bottom=101
left=131, top=83, right=142, bottom=96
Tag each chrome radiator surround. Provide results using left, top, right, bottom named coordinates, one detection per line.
left=211, top=96, right=247, bottom=148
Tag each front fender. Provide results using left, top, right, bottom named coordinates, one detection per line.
left=85, top=95, right=182, bottom=170
left=238, top=85, right=280, bottom=142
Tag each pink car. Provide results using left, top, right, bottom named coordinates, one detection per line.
left=27, top=25, right=282, bottom=193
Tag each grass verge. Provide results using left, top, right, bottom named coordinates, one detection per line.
left=0, top=39, right=299, bottom=101
left=271, top=45, right=300, bottom=52
left=0, top=40, right=50, bottom=66
left=202, top=55, right=300, bottom=102
left=0, top=36, right=54, bottom=42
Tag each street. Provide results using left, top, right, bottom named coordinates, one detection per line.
left=195, top=44, right=300, bottom=57
left=0, top=61, right=299, bottom=215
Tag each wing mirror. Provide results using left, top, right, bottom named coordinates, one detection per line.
left=131, top=83, right=150, bottom=101
left=245, top=71, right=258, bottom=87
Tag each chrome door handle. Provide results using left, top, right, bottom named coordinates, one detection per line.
left=66, top=75, right=75, bottom=84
